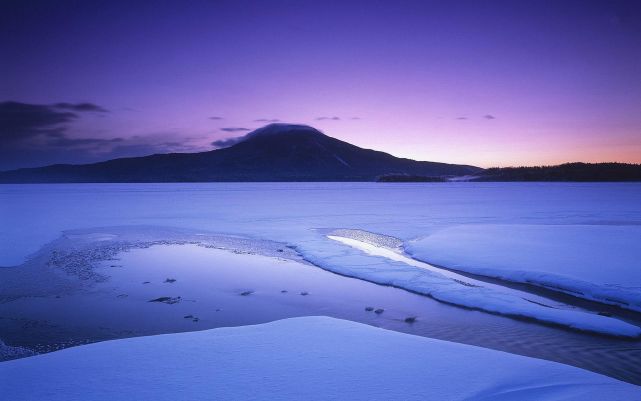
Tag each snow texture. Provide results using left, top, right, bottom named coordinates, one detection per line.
left=405, top=224, right=641, bottom=312
left=1, top=317, right=639, bottom=401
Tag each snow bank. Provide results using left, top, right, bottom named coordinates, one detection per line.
left=3, top=223, right=638, bottom=338
left=319, top=234, right=641, bottom=338
left=405, top=225, right=641, bottom=312
left=1, top=317, right=638, bottom=401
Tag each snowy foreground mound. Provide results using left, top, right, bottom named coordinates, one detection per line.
left=1, top=317, right=638, bottom=401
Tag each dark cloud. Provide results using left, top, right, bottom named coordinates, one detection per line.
left=0, top=101, right=111, bottom=143
left=253, top=118, right=280, bottom=123
left=0, top=101, right=219, bottom=170
left=1, top=132, right=210, bottom=171
left=209, top=116, right=224, bottom=120
left=220, top=127, right=251, bottom=132
left=211, top=137, right=245, bottom=148
left=483, top=114, right=496, bottom=119
left=54, top=102, right=109, bottom=113
left=316, top=116, right=340, bottom=121
left=456, top=117, right=468, bottom=120
left=0, top=101, right=77, bottom=141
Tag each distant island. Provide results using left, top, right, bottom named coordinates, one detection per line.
left=376, top=163, right=641, bottom=183
left=0, top=124, right=639, bottom=183
left=476, top=163, right=641, bottom=182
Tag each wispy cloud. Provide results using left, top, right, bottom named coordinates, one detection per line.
left=253, top=118, right=280, bottom=123
left=46, top=136, right=124, bottom=147
left=53, top=102, right=109, bottom=113
left=220, top=127, right=251, bottom=132
left=315, top=116, right=340, bottom=121
left=211, top=137, right=245, bottom=148
left=483, top=114, right=496, bottom=119
left=456, top=117, right=468, bottom=120
left=209, top=116, right=224, bottom=120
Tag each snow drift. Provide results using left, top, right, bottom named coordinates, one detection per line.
left=405, top=224, right=641, bottom=312
left=1, top=317, right=638, bottom=401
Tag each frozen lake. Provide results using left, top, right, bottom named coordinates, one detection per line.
left=1, top=183, right=641, bottom=383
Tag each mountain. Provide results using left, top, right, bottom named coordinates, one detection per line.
left=0, top=124, right=482, bottom=183
left=475, top=162, right=641, bottom=182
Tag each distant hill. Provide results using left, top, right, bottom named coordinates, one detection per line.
left=475, top=162, right=641, bottom=182
left=0, top=124, right=481, bottom=183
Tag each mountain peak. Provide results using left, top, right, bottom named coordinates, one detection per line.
left=245, top=123, right=324, bottom=140
left=0, top=123, right=482, bottom=182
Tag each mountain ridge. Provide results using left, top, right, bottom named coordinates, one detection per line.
left=0, top=124, right=481, bottom=183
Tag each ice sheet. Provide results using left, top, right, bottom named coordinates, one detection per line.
left=1, top=183, right=640, bottom=337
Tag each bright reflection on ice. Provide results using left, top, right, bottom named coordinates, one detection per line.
left=327, top=234, right=571, bottom=310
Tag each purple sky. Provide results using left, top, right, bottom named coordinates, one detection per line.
left=1, top=0, right=640, bottom=170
